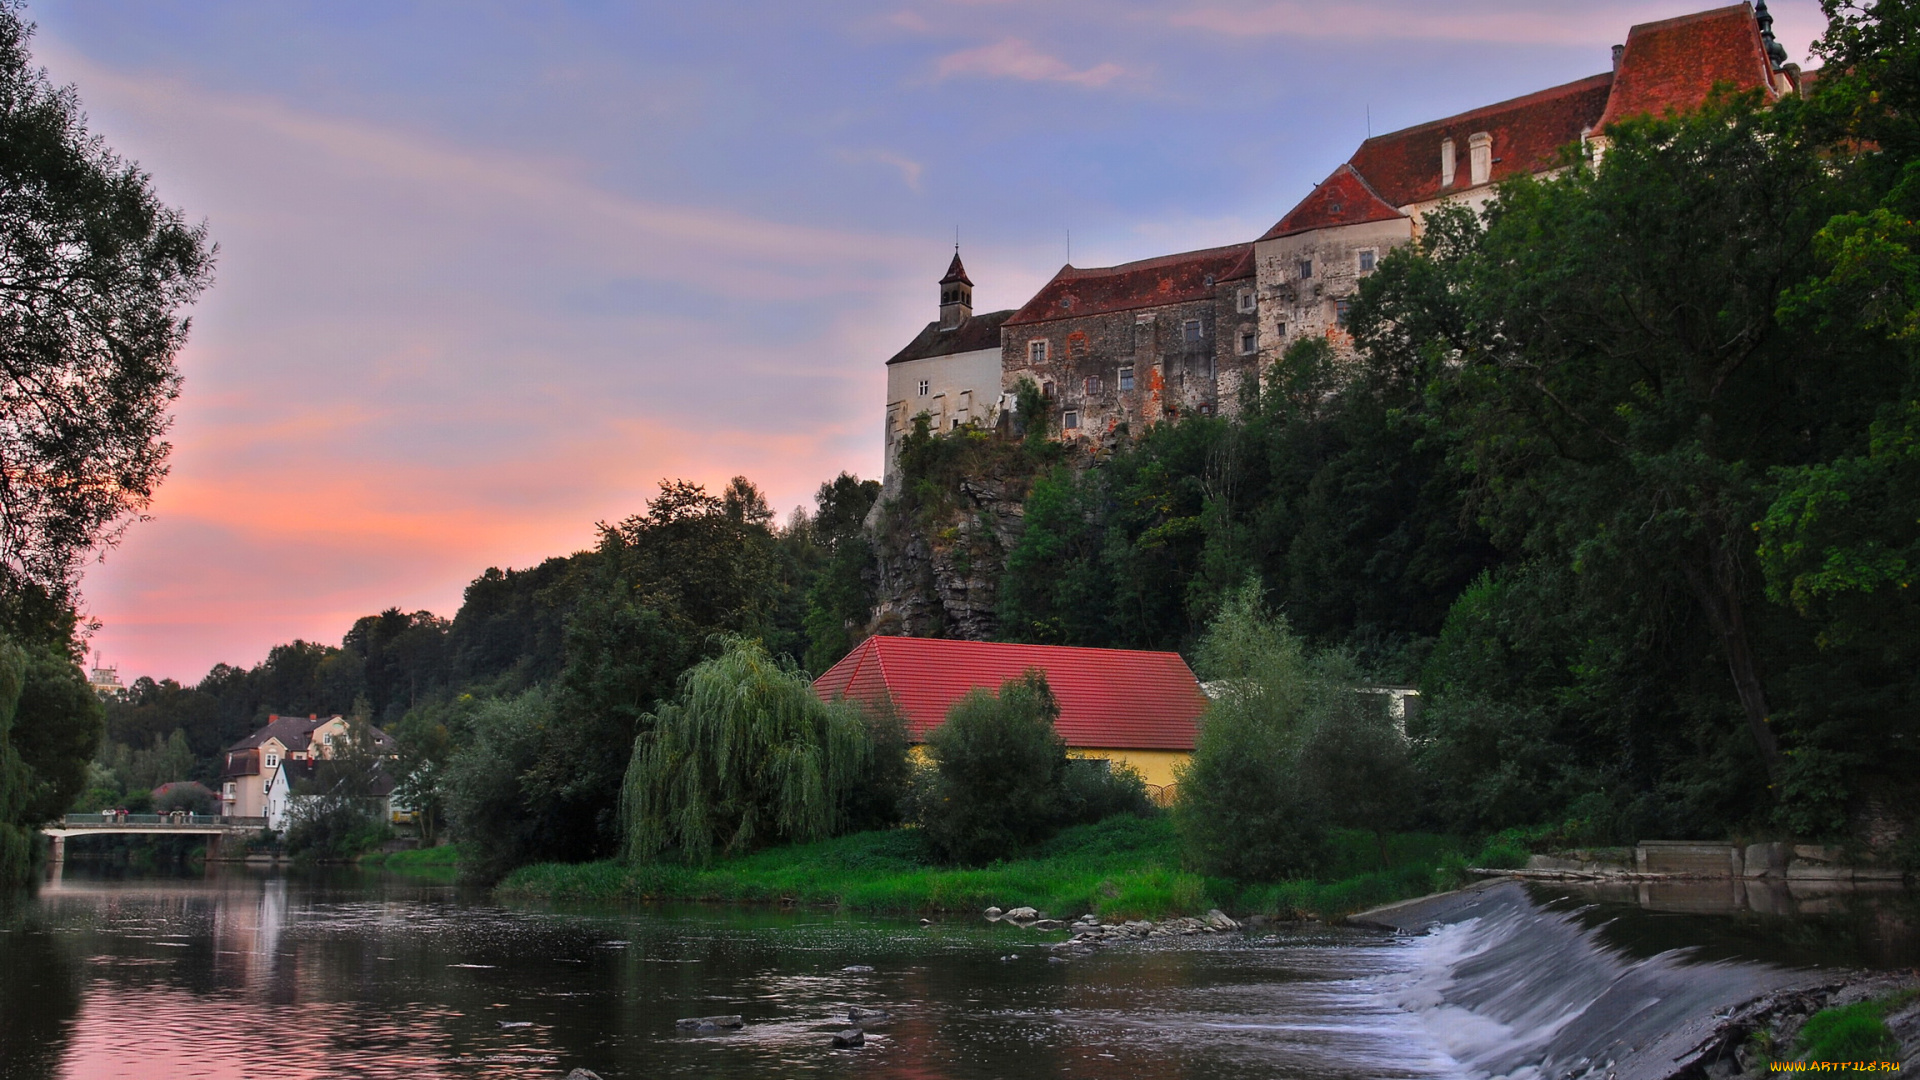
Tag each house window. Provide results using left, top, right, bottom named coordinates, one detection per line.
left=1063, top=410, right=1080, bottom=430
left=918, top=379, right=929, bottom=396
left=1199, top=402, right=1214, bottom=417
left=1336, top=298, right=1353, bottom=327
left=262, top=781, right=270, bottom=795
left=1276, top=322, right=1288, bottom=338
left=1042, top=380, right=1055, bottom=398
left=1236, top=288, right=1255, bottom=313
left=1085, top=375, right=1102, bottom=395
left=1239, top=330, right=1257, bottom=355
left=1441, top=138, right=1456, bottom=187
left=1469, top=132, right=1492, bottom=186
left=1029, top=339, right=1049, bottom=364
left=323, top=734, right=334, bottom=746
left=1297, top=259, right=1312, bottom=280
left=1118, top=366, right=1135, bottom=391
left=1183, top=319, right=1203, bottom=345
left=264, top=753, right=278, bottom=770
left=1358, top=249, right=1377, bottom=273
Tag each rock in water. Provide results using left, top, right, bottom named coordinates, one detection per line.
left=847, top=1006, right=894, bottom=1024
left=983, top=906, right=1003, bottom=920
left=1005, top=906, right=1039, bottom=921
left=1204, top=909, right=1240, bottom=931
left=831, top=1027, right=866, bottom=1048
left=674, top=1015, right=744, bottom=1032
left=564, top=1071, right=602, bottom=1080
left=842, top=965, right=875, bottom=973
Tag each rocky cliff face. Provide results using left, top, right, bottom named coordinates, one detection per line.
left=867, top=469, right=1031, bottom=641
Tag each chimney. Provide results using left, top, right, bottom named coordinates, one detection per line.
left=1612, top=44, right=1624, bottom=71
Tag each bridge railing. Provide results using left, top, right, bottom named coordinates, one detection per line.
left=60, top=813, right=267, bottom=829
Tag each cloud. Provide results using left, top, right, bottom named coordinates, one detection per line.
left=838, top=148, right=926, bottom=191
left=933, top=38, right=1127, bottom=87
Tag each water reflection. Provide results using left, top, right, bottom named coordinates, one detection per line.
left=8, top=866, right=1914, bottom=1080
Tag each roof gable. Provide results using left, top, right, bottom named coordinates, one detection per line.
left=814, top=636, right=1209, bottom=751
left=1003, top=243, right=1254, bottom=328
left=1598, top=4, right=1775, bottom=130
left=1262, top=164, right=1408, bottom=241
left=886, top=309, right=1014, bottom=366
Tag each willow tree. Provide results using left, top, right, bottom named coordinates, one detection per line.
left=621, top=638, right=869, bottom=864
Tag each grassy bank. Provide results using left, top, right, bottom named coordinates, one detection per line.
left=497, top=816, right=1474, bottom=922
left=359, top=844, right=463, bottom=870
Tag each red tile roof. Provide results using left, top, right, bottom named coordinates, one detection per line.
left=1346, top=72, right=1615, bottom=210
left=1598, top=4, right=1775, bottom=131
left=1261, top=163, right=1409, bottom=241
left=813, top=636, right=1208, bottom=751
left=1004, top=243, right=1254, bottom=328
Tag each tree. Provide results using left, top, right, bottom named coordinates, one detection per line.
left=1174, top=584, right=1330, bottom=880
left=918, top=670, right=1066, bottom=864
left=0, top=4, right=214, bottom=597
left=622, top=638, right=870, bottom=864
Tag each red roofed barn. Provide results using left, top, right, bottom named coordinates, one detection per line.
left=814, top=636, right=1209, bottom=800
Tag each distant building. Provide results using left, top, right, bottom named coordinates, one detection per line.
left=1254, top=3, right=1799, bottom=367
left=220, top=714, right=396, bottom=821
left=881, top=251, right=1014, bottom=490
left=1001, top=242, right=1258, bottom=443
left=264, top=757, right=398, bottom=832
left=86, top=653, right=123, bottom=699
left=813, top=636, right=1209, bottom=801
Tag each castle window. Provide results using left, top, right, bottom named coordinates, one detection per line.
left=1029, top=340, right=1049, bottom=364
left=1085, top=375, right=1102, bottom=395
left=1441, top=138, right=1456, bottom=187
left=1336, top=298, right=1353, bottom=327
left=1063, top=410, right=1080, bottom=430
left=1198, top=403, right=1214, bottom=417
left=1239, top=330, right=1256, bottom=355
left=1042, top=380, right=1055, bottom=398
left=1183, top=319, right=1203, bottom=345
left=1358, top=249, right=1377, bottom=273
left=1297, top=259, right=1312, bottom=280
left=918, top=379, right=929, bottom=396
left=1236, top=288, right=1255, bottom=313
left=1276, top=321, right=1288, bottom=338
left=1469, top=132, right=1493, bottom=186
left=1119, top=366, right=1135, bottom=391
left=952, top=418, right=962, bottom=429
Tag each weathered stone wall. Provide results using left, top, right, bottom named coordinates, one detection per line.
left=1254, top=216, right=1413, bottom=369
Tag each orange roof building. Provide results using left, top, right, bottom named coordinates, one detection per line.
left=814, top=636, right=1210, bottom=796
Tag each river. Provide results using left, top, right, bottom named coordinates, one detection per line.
left=1, top=864, right=1914, bottom=1079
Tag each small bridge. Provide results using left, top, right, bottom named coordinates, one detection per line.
left=43, top=813, right=268, bottom=861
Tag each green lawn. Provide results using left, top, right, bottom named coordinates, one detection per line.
left=496, top=816, right=1470, bottom=922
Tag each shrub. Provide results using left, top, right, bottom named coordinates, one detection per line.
left=1175, top=584, right=1331, bottom=880
left=442, top=689, right=552, bottom=882
left=920, top=670, right=1067, bottom=864
left=622, top=638, right=871, bottom=864
left=838, top=694, right=914, bottom=833
left=1054, top=757, right=1153, bottom=827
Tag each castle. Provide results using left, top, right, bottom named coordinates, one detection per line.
left=881, top=2, right=1807, bottom=489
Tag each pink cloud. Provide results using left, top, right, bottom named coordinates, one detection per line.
left=934, top=38, right=1127, bottom=87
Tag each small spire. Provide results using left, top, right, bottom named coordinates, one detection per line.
left=1755, top=0, right=1787, bottom=69
left=940, top=250, right=972, bottom=287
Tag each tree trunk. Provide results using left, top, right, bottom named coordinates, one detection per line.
left=1680, top=544, right=1786, bottom=789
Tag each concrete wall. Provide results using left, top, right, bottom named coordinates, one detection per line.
left=883, top=346, right=1003, bottom=488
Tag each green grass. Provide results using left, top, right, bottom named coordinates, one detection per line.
left=1793, top=989, right=1918, bottom=1064
left=359, top=844, right=463, bottom=869
left=497, top=817, right=1468, bottom=922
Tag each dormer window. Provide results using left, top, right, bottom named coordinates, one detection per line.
left=1469, top=132, right=1493, bottom=186
left=264, top=752, right=279, bottom=770
left=1441, top=138, right=1456, bottom=187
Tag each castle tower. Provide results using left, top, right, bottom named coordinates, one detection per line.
left=939, top=249, right=973, bottom=329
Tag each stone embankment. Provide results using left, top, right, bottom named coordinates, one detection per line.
left=1478, top=841, right=1909, bottom=883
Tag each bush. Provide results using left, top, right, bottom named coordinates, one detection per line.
left=1054, top=757, right=1153, bottom=827
left=838, top=695, right=914, bottom=833
left=920, top=670, right=1067, bottom=864
left=442, top=690, right=552, bottom=882
left=152, top=782, right=216, bottom=815
left=622, top=638, right=871, bottom=864
left=1175, top=584, right=1331, bottom=880
left=284, top=800, right=389, bottom=860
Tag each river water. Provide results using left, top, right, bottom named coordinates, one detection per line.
left=1, top=865, right=1914, bottom=1080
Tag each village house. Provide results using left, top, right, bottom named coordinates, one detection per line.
left=881, top=251, right=1015, bottom=490
left=219, top=714, right=396, bottom=821
left=264, top=757, right=399, bottom=832
left=999, top=242, right=1260, bottom=443
left=1253, top=2, right=1802, bottom=367
left=813, top=636, right=1209, bottom=802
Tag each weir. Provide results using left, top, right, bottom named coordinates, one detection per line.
left=1359, top=881, right=1846, bottom=1079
